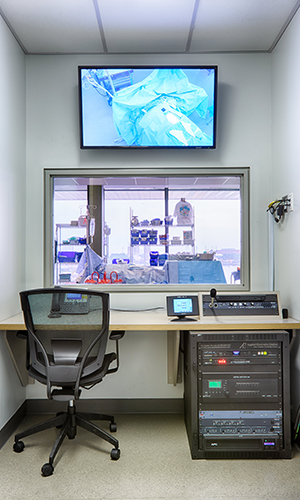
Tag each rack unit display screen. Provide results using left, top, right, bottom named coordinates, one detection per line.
left=79, top=66, right=217, bottom=149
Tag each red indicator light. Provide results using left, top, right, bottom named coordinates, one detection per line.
left=218, top=359, right=227, bottom=364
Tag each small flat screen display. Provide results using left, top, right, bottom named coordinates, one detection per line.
left=65, top=293, right=87, bottom=302
left=208, top=381, right=222, bottom=388
left=173, top=298, right=193, bottom=314
left=79, top=66, right=217, bottom=149
left=166, top=295, right=199, bottom=321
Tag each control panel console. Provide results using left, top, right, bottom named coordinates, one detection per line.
left=199, top=292, right=281, bottom=317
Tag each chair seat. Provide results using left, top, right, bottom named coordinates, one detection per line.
left=51, top=388, right=82, bottom=401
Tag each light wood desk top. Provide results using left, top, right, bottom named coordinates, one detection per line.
left=0, top=310, right=299, bottom=331
left=1, top=310, right=299, bottom=387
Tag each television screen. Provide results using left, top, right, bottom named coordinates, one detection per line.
left=79, top=66, right=217, bottom=149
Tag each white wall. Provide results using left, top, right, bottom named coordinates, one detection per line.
left=0, top=16, right=26, bottom=429
left=272, top=9, right=300, bottom=321
left=271, top=8, right=300, bottom=421
left=25, top=53, right=273, bottom=293
left=25, top=52, right=273, bottom=400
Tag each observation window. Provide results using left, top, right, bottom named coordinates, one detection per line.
left=45, top=168, right=249, bottom=290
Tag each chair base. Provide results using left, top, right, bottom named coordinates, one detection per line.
left=13, top=401, right=120, bottom=476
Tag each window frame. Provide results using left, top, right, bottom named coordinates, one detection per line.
left=44, top=167, right=250, bottom=292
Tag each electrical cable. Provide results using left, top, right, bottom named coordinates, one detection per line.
left=293, top=404, right=300, bottom=441
left=267, top=197, right=291, bottom=223
left=110, top=306, right=165, bottom=312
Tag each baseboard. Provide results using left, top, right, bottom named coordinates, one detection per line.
left=0, top=401, right=27, bottom=449
left=26, top=398, right=184, bottom=415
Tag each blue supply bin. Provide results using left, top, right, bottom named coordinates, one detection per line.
left=131, top=229, right=140, bottom=245
left=150, top=251, right=159, bottom=266
left=131, top=237, right=140, bottom=245
left=57, top=251, right=76, bottom=263
left=158, top=254, right=168, bottom=266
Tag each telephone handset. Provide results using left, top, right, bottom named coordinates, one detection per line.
left=48, top=292, right=90, bottom=318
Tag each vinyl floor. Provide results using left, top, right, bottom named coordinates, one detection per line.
left=1, top=413, right=300, bottom=500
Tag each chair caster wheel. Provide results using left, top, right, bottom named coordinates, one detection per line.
left=110, top=422, right=117, bottom=432
left=41, top=463, right=54, bottom=476
left=110, top=448, right=120, bottom=460
left=13, top=441, right=25, bottom=453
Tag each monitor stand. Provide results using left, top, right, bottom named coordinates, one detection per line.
left=170, top=316, right=197, bottom=322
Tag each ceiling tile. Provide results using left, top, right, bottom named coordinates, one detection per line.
left=98, top=0, right=195, bottom=53
left=0, top=0, right=299, bottom=54
left=190, top=0, right=299, bottom=52
left=1, top=0, right=104, bottom=53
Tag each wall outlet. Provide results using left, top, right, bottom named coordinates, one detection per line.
left=283, top=193, right=293, bottom=212
left=288, top=192, right=293, bottom=212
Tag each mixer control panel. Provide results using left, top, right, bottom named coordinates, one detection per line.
left=200, top=293, right=280, bottom=317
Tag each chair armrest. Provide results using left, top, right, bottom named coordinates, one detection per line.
left=16, top=330, right=28, bottom=340
left=92, top=352, right=117, bottom=378
left=107, top=331, right=125, bottom=374
left=80, top=352, right=117, bottom=385
left=109, top=330, right=125, bottom=341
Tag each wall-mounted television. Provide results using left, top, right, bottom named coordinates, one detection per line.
left=78, top=66, right=217, bottom=149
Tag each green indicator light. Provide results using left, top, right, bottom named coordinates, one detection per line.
left=208, top=381, right=222, bottom=388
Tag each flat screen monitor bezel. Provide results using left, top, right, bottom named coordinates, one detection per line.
left=78, top=65, right=218, bottom=150
left=166, top=295, right=199, bottom=322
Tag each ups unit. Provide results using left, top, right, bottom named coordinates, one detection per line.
left=184, top=330, right=291, bottom=459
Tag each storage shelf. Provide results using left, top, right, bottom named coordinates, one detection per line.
left=58, top=243, right=86, bottom=247
left=131, top=224, right=194, bottom=229
left=130, top=243, right=195, bottom=247
left=130, top=207, right=195, bottom=266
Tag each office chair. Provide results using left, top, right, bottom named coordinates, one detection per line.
left=13, top=288, right=124, bottom=476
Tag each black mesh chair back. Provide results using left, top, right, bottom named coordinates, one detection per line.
left=14, top=288, right=124, bottom=476
left=20, top=288, right=110, bottom=399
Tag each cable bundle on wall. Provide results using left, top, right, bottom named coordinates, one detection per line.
left=267, top=196, right=292, bottom=223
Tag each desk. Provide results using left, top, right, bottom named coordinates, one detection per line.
left=1, top=309, right=299, bottom=331
left=1, top=310, right=299, bottom=387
